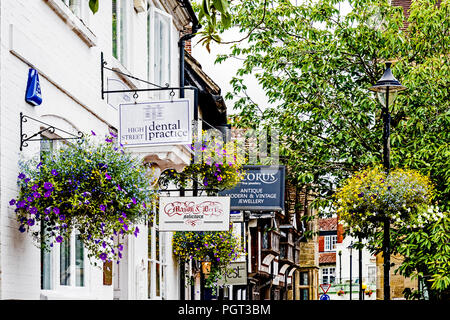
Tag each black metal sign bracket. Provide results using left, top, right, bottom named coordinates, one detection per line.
left=20, top=112, right=84, bottom=151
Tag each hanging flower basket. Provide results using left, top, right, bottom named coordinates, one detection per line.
left=172, top=227, right=245, bottom=289
left=165, top=130, right=245, bottom=192
left=10, top=132, right=157, bottom=265
left=334, top=165, right=434, bottom=233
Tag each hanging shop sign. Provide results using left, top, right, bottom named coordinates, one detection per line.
left=25, top=68, right=42, bottom=106
left=219, top=165, right=285, bottom=211
left=159, top=196, right=230, bottom=231
left=119, top=99, right=191, bottom=147
left=217, top=261, right=247, bottom=286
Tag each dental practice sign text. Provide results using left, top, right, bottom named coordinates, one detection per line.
left=119, top=99, right=191, bottom=147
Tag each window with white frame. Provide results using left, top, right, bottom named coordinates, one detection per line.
left=112, top=0, right=129, bottom=67
left=40, top=137, right=86, bottom=291
left=148, top=220, right=166, bottom=299
left=324, top=235, right=337, bottom=251
left=147, top=7, right=172, bottom=98
left=368, top=266, right=376, bottom=284
left=321, top=267, right=336, bottom=284
left=61, top=0, right=90, bottom=23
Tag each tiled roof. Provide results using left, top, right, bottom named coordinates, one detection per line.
left=319, top=252, right=336, bottom=264
left=319, top=217, right=337, bottom=231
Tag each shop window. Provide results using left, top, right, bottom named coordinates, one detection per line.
left=112, top=0, right=129, bottom=67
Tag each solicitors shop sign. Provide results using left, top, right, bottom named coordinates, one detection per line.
left=219, top=165, right=285, bottom=211
left=119, top=99, right=191, bottom=147
left=159, top=196, right=230, bottom=231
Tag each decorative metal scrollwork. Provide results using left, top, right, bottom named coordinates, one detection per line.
left=20, top=112, right=84, bottom=151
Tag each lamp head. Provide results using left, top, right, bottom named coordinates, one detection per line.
left=369, top=62, right=407, bottom=107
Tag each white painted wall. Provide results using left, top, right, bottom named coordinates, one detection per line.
left=0, top=0, right=187, bottom=300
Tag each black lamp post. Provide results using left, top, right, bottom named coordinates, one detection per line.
left=348, top=241, right=353, bottom=301
left=369, top=61, right=406, bottom=300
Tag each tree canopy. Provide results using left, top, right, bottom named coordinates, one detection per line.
left=212, top=0, right=449, bottom=213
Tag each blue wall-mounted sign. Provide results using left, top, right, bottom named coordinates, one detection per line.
left=25, top=68, right=42, bottom=106
left=219, top=165, right=285, bottom=211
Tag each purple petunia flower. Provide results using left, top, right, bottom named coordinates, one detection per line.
left=9, top=199, right=16, bottom=206
left=117, top=185, right=122, bottom=191
left=110, top=132, right=117, bottom=138
left=105, top=138, right=113, bottom=143
left=56, top=235, right=63, bottom=243
left=27, top=219, right=35, bottom=226
left=27, top=196, right=34, bottom=203
left=36, top=162, right=42, bottom=169
left=102, top=241, right=107, bottom=248
left=32, top=184, right=39, bottom=191
left=134, top=227, right=139, bottom=238
left=18, top=173, right=26, bottom=179
left=53, top=207, right=60, bottom=215
left=51, top=169, right=59, bottom=176
left=99, top=253, right=107, bottom=261
left=44, top=191, right=52, bottom=198
left=118, top=244, right=123, bottom=251
left=29, top=207, right=38, bottom=215
left=17, top=200, right=26, bottom=208
left=19, top=225, right=26, bottom=233
left=59, top=214, right=66, bottom=221
left=33, top=192, right=41, bottom=199
left=91, top=130, right=96, bottom=136
left=44, top=182, right=53, bottom=190
left=100, top=204, right=106, bottom=212
left=118, top=217, right=124, bottom=224
left=123, top=224, right=128, bottom=232
left=132, top=197, right=137, bottom=205
left=105, top=173, right=112, bottom=180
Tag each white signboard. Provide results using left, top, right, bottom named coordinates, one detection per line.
left=119, top=99, right=191, bottom=147
left=159, top=196, right=230, bottom=231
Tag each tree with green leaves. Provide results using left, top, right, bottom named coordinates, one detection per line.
left=205, top=0, right=449, bottom=299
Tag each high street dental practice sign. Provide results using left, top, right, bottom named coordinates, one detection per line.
left=159, top=196, right=230, bottom=231
left=219, top=165, right=285, bottom=211
left=119, top=99, right=191, bottom=147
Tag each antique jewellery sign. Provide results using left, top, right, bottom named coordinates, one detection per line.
left=119, top=99, right=191, bottom=147
left=219, top=165, right=285, bottom=211
left=159, top=196, right=230, bottom=231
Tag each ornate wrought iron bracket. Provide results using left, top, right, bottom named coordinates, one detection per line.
left=20, top=112, right=84, bottom=151
left=100, top=52, right=198, bottom=121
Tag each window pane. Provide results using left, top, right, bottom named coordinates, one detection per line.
left=60, top=238, right=71, bottom=286
left=112, top=0, right=118, bottom=59
left=300, top=272, right=309, bottom=285
left=41, top=221, right=52, bottom=290
left=300, top=288, right=309, bottom=300
left=120, top=0, right=127, bottom=65
left=75, top=234, right=84, bottom=287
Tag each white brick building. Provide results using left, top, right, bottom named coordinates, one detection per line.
left=0, top=0, right=200, bottom=300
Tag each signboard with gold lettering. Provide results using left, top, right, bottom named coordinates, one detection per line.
left=119, top=99, right=191, bottom=147
left=159, top=196, right=230, bottom=231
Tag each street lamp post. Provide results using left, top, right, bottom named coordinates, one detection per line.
left=369, top=61, right=406, bottom=300
left=348, top=241, right=353, bottom=301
